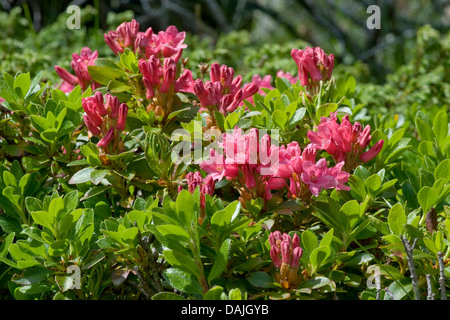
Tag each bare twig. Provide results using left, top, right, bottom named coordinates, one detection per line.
left=401, top=236, right=421, bottom=300
left=426, top=274, right=435, bottom=300
left=437, top=252, right=447, bottom=300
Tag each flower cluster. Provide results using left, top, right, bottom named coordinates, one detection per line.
left=199, top=126, right=353, bottom=203
left=307, top=112, right=384, bottom=172
left=194, top=63, right=258, bottom=119
left=82, top=91, right=128, bottom=154
left=200, top=127, right=283, bottom=203
left=105, top=20, right=186, bottom=63
left=55, top=47, right=99, bottom=92
left=138, top=55, right=194, bottom=116
left=271, top=141, right=351, bottom=198
left=291, top=47, right=334, bottom=90
left=269, top=231, right=303, bottom=289
left=181, top=171, right=215, bottom=224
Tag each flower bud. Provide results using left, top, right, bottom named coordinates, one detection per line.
left=97, top=127, right=115, bottom=149
left=84, top=114, right=101, bottom=135
left=54, top=66, right=78, bottom=85
left=210, top=63, right=221, bottom=83
left=116, top=103, right=128, bottom=131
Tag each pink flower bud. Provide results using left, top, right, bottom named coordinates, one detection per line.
left=358, top=125, right=372, bottom=149
left=84, top=114, right=101, bottom=135
left=175, top=69, right=194, bottom=93
left=93, top=91, right=107, bottom=116
left=292, top=233, right=300, bottom=249
left=241, top=83, right=258, bottom=100
left=143, top=77, right=155, bottom=100
left=54, top=66, right=78, bottom=86
left=290, top=247, right=303, bottom=269
left=82, top=100, right=103, bottom=127
left=210, top=63, right=221, bottom=83
left=269, top=230, right=282, bottom=248
left=104, top=31, right=124, bottom=55
left=201, top=175, right=215, bottom=197
left=359, top=140, right=384, bottom=163
left=116, top=103, right=128, bottom=131
left=160, top=59, right=176, bottom=93
left=281, top=240, right=291, bottom=265
left=194, top=79, right=210, bottom=107
left=270, top=246, right=282, bottom=268
left=105, top=94, right=120, bottom=118
left=220, top=65, right=235, bottom=89
left=97, top=127, right=115, bottom=149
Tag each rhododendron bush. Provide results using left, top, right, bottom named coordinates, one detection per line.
left=0, top=18, right=449, bottom=302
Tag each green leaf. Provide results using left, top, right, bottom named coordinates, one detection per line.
left=339, top=200, right=361, bottom=233
left=319, top=229, right=334, bottom=248
left=432, top=110, right=448, bottom=149
left=417, top=186, right=439, bottom=213
left=224, top=112, right=239, bottom=130
left=40, top=129, right=58, bottom=142
left=300, top=276, right=336, bottom=292
left=152, top=292, right=187, bottom=300
left=3, top=170, right=17, bottom=187
left=30, top=211, right=55, bottom=234
left=415, top=115, right=433, bottom=142
left=208, top=239, right=231, bottom=283
left=0, top=232, right=15, bottom=258
left=387, top=203, right=406, bottom=236
left=247, top=271, right=275, bottom=288
left=69, top=167, right=96, bottom=185
left=272, top=109, right=287, bottom=130
left=163, top=268, right=204, bottom=295
left=435, top=159, right=450, bottom=181
left=301, top=230, right=318, bottom=256
left=310, top=246, right=331, bottom=273
left=316, top=103, right=338, bottom=119
left=30, top=115, right=49, bottom=133
left=365, top=174, right=382, bottom=195
left=90, top=169, right=109, bottom=185
left=176, top=190, right=196, bottom=229
left=204, top=286, right=224, bottom=300
left=87, top=65, right=124, bottom=85
left=163, top=249, right=200, bottom=278
left=25, top=197, right=43, bottom=213
left=14, top=73, right=31, bottom=98
left=157, top=224, right=190, bottom=243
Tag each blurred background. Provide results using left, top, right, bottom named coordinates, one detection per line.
left=0, top=0, right=449, bottom=85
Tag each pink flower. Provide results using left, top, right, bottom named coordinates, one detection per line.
left=157, top=26, right=187, bottom=62
left=104, top=19, right=140, bottom=55
left=139, top=56, right=194, bottom=99
left=307, top=112, right=384, bottom=170
left=291, top=47, right=334, bottom=87
left=183, top=171, right=215, bottom=209
left=55, top=47, right=99, bottom=92
left=193, top=63, right=256, bottom=116
left=82, top=93, right=129, bottom=153
left=301, top=158, right=339, bottom=196
left=276, top=71, right=297, bottom=85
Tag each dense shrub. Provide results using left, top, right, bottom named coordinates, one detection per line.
left=0, top=9, right=449, bottom=301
